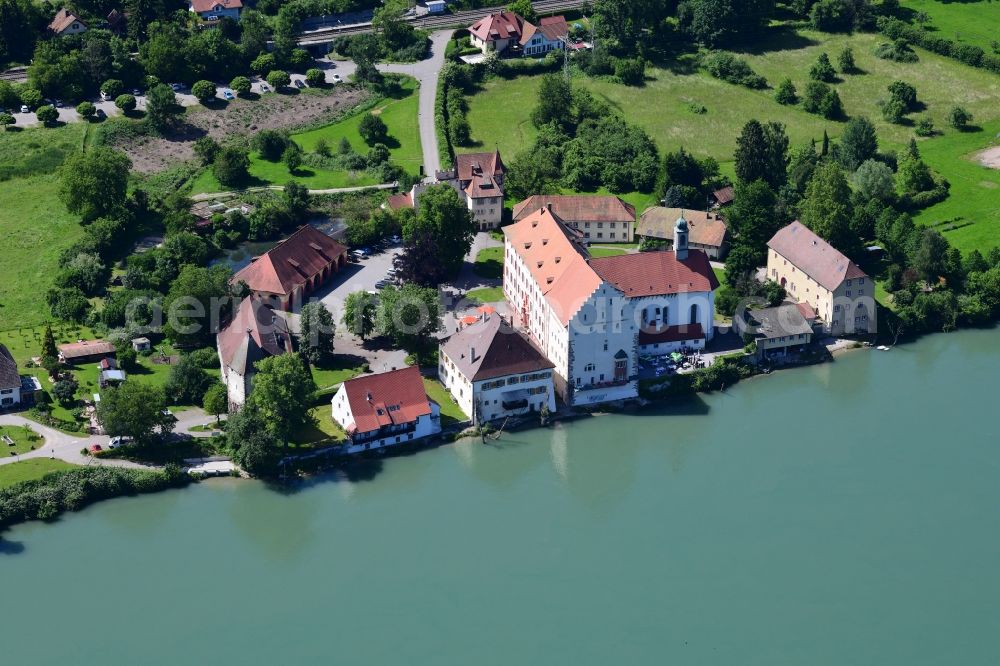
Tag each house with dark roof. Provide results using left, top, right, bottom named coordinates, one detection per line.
left=189, top=0, right=242, bottom=21
left=733, top=304, right=815, bottom=362
left=331, top=366, right=441, bottom=453
left=217, top=296, right=294, bottom=410
left=710, top=186, right=735, bottom=208
left=48, top=8, right=87, bottom=36
left=232, top=225, right=347, bottom=310
left=439, top=313, right=555, bottom=424
left=513, top=195, right=636, bottom=243
left=637, top=208, right=729, bottom=259
left=767, top=221, right=875, bottom=336
left=503, top=206, right=718, bottom=405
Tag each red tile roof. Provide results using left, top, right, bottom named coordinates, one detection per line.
left=233, top=225, right=347, bottom=297
left=713, top=186, right=735, bottom=205
left=638, top=208, right=728, bottom=249
left=537, top=15, right=569, bottom=41
left=767, top=221, right=868, bottom=292
left=638, top=323, right=705, bottom=345
left=341, top=367, right=432, bottom=435
left=48, top=8, right=86, bottom=33
left=386, top=191, right=413, bottom=210
left=589, top=250, right=719, bottom=298
left=455, top=151, right=505, bottom=184
left=469, top=11, right=527, bottom=43
left=190, top=0, right=242, bottom=13
left=217, top=296, right=293, bottom=375
left=58, top=340, right=115, bottom=361
left=512, top=195, right=636, bottom=224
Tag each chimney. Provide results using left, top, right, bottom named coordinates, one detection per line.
left=546, top=202, right=553, bottom=214
left=470, top=346, right=477, bottom=362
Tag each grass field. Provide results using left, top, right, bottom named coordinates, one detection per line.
left=0, top=458, right=75, bottom=489
left=190, top=78, right=422, bottom=194
left=466, top=286, right=505, bottom=303
left=912, top=119, right=1000, bottom=252
left=473, top=246, right=504, bottom=279
left=899, top=0, right=999, bottom=53
left=423, top=377, right=468, bottom=425
left=311, top=356, right=366, bottom=392
left=588, top=247, right=628, bottom=258
left=0, top=425, right=43, bottom=455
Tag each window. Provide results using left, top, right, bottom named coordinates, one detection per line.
left=858, top=289, right=864, bottom=295
left=846, top=279, right=852, bottom=286
left=834, top=304, right=841, bottom=311
left=584, top=363, right=595, bottom=372
left=858, top=278, right=865, bottom=285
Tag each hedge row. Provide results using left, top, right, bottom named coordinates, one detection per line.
left=877, top=17, right=1000, bottom=75
left=0, top=465, right=191, bottom=530
left=435, top=69, right=456, bottom=168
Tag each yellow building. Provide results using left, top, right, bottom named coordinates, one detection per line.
left=766, top=221, right=875, bottom=336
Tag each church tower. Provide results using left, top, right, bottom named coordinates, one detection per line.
left=674, top=213, right=689, bottom=261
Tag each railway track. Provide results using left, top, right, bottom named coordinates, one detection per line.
left=298, top=0, right=589, bottom=45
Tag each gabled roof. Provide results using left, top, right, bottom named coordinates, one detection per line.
left=712, top=186, right=735, bottom=205
left=537, top=15, right=569, bottom=42
left=386, top=191, right=413, bottom=210
left=48, top=8, right=86, bottom=33
left=588, top=250, right=719, bottom=298
left=455, top=151, right=505, bottom=183
left=638, top=207, right=728, bottom=248
left=512, top=195, right=636, bottom=224
left=340, top=366, right=431, bottom=434
left=233, top=225, right=346, bottom=297
left=0, top=344, right=19, bottom=390
left=440, top=315, right=553, bottom=382
left=744, top=305, right=814, bottom=340
left=190, top=0, right=242, bottom=13
left=58, top=340, right=115, bottom=361
left=767, top=221, right=867, bottom=292
left=469, top=11, right=527, bottom=43
left=217, top=296, right=293, bottom=376
left=503, top=206, right=602, bottom=325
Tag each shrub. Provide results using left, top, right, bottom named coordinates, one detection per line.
left=809, top=52, right=837, bottom=82
left=359, top=112, right=388, bottom=145
left=305, top=68, right=325, bottom=87
left=874, top=39, right=918, bottom=63
left=880, top=96, right=907, bottom=124
left=266, top=70, right=291, bottom=91
left=819, top=88, right=843, bottom=120
left=702, top=52, right=767, bottom=89
left=774, top=78, right=797, bottom=105
left=0, top=112, right=14, bottom=130
left=915, top=117, right=935, bottom=137
left=887, top=80, right=917, bottom=111
left=101, top=78, right=124, bottom=98
left=191, top=80, right=217, bottom=105
left=194, top=136, right=220, bottom=165
left=230, top=76, right=252, bottom=96
left=366, top=142, right=390, bottom=166
left=948, top=106, right=973, bottom=130
left=36, top=105, right=59, bottom=125
left=213, top=146, right=250, bottom=187
left=837, top=47, right=857, bottom=73
left=115, top=93, right=136, bottom=113
left=76, top=101, right=96, bottom=119
left=19, top=87, right=42, bottom=109
left=614, top=57, right=645, bottom=86
left=254, top=129, right=291, bottom=161
left=251, top=53, right=276, bottom=74
left=802, top=81, right=830, bottom=114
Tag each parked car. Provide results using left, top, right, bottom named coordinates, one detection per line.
left=20, top=105, right=29, bottom=113
left=53, top=99, right=63, bottom=107
left=132, top=88, right=142, bottom=96
left=332, top=74, right=342, bottom=83
left=108, top=436, right=133, bottom=449
left=351, top=249, right=368, bottom=260
left=222, top=89, right=235, bottom=100
left=259, top=82, right=271, bottom=93
left=89, top=444, right=103, bottom=453
left=170, top=82, right=183, bottom=91
left=294, top=79, right=305, bottom=89
left=389, top=234, right=401, bottom=244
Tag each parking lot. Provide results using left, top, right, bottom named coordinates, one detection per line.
left=315, top=244, right=402, bottom=328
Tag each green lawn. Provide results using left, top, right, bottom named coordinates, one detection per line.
left=190, top=78, right=422, bottom=194
left=0, top=175, right=86, bottom=330
left=0, top=122, right=87, bottom=181
left=900, top=0, right=999, bottom=53
left=0, top=425, right=43, bottom=455
left=290, top=404, right=348, bottom=448
left=588, top=247, right=628, bottom=258
left=311, top=356, right=366, bottom=391
left=0, top=458, right=75, bottom=489
left=423, top=377, right=468, bottom=425
left=466, top=286, right=505, bottom=303
left=911, top=119, right=1000, bottom=253
left=713, top=267, right=727, bottom=285
left=473, top=246, right=503, bottom=279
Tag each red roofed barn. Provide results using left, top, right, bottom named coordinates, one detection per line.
left=233, top=225, right=347, bottom=310
left=331, top=367, right=442, bottom=453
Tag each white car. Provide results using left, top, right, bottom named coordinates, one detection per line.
left=20, top=105, right=29, bottom=113
left=332, top=74, right=342, bottom=83
left=108, top=436, right=133, bottom=449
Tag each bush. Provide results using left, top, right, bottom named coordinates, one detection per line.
left=874, top=39, right=918, bottom=63
left=251, top=53, right=276, bottom=74
left=19, top=88, right=42, bottom=109
left=774, top=78, right=797, bottom=105
left=266, top=70, right=291, bottom=91
left=915, top=116, right=934, bottom=137
left=213, top=146, right=250, bottom=187
left=115, top=93, right=136, bottom=113
left=948, top=106, right=973, bottom=130
left=802, top=81, right=830, bottom=114
left=36, top=105, right=58, bottom=125
left=192, top=80, right=217, bottom=105
left=230, top=76, right=252, bottom=96
left=880, top=96, right=906, bottom=124
left=837, top=47, right=857, bottom=73
left=254, top=129, right=291, bottom=161
left=359, top=112, right=389, bottom=145
left=887, top=80, right=917, bottom=111
left=76, top=101, right=96, bottom=119
left=194, top=136, right=220, bottom=165
left=366, top=142, right=390, bottom=166
left=101, top=79, right=124, bottom=98
left=809, top=52, right=837, bottom=82
left=614, top=57, right=645, bottom=86
left=703, top=52, right=767, bottom=89
left=305, top=68, right=325, bottom=87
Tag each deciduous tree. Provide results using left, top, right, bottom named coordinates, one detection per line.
left=96, top=383, right=174, bottom=446
left=59, top=147, right=131, bottom=222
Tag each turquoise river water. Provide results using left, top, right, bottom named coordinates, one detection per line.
left=2, top=328, right=999, bottom=665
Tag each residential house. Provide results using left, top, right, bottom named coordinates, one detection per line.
left=217, top=295, right=294, bottom=411
left=58, top=340, right=115, bottom=365
left=99, top=358, right=127, bottom=389
left=437, top=151, right=506, bottom=229
left=0, top=344, right=22, bottom=409
left=468, top=11, right=567, bottom=57
left=131, top=337, right=151, bottom=352
left=439, top=313, right=555, bottom=425
left=331, top=366, right=442, bottom=453
left=106, top=9, right=127, bottom=35
left=503, top=206, right=717, bottom=406
left=232, top=225, right=347, bottom=310
left=48, top=9, right=88, bottom=36
left=637, top=208, right=729, bottom=259
left=710, top=186, right=735, bottom=208
left=767, top=221, right=875, bottom=336
left=189, top=0, right=242, bottom=21
left=512, top=194, right=636, bottom=243
left=733, top=303, right=814, bottom=362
